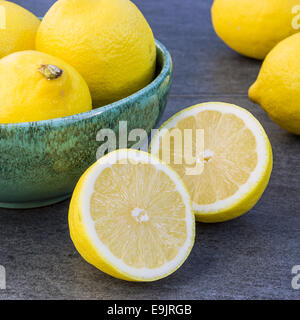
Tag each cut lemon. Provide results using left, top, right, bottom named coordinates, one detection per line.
left=150, top=102, right=273, bottom=223
left=69, top=149, right=195, bottom=281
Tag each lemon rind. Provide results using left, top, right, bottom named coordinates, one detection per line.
left=149, top=102, right=273, bottom=222
left=69, top=149, right=195, bottom=281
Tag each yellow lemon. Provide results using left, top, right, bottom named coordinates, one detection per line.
left=0, top=50, right=92, bottom=123
left=36, top=0, right=156, bottom=107
left=69, top=149, right=195, bottom=281
left=211, top=0, right=300, bottom=60
left=150, top=102, right=273, bottom=223
left=0, top=1, right=40, bottom=58
left=249, top=33, right=300, bottom=135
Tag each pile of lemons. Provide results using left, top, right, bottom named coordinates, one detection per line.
left=0, top=0, right=156, bottom=123
left=1, top=0, right=297, bottom=282
left=212, top=0, right=300, bottom=135
left=69, top=0, right=300, bottom=281
left=69, top=103, right=273, bottom=281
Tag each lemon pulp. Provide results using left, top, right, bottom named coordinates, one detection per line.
left=150, top=102, right=273, bottom=222
left=69, top=150, right=195, bottom=281
left=91, top=161, right=189, bottom=268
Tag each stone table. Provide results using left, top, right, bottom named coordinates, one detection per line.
left=0, top=0, right=299, bottom=299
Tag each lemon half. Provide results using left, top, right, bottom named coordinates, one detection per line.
left=69, top=149, right=195, bottom=281
left=150, top=102, right=273, bottom=223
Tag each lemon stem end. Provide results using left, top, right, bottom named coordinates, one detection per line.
left=38, top=64, right=63, bottom=80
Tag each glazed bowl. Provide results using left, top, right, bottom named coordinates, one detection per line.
left=0, top=40, right=172, bottom=209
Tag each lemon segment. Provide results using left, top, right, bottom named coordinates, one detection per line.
left=150, top=102, right=273, bottom=223
left=69, top=149, right=195, bottom=281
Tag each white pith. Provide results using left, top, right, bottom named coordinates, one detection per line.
left=78, top=149, right=194, bottom=280
left=204, top=149, right=214, bottom=162
left=131, top=208, right=149, bottom=222
left=150, top=102, right=270, bottom=214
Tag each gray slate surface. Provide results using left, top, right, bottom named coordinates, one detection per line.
left=0, top=0, right=299, bottom=300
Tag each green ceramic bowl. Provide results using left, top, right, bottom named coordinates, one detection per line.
left=0, top=40, right=172, bottom=209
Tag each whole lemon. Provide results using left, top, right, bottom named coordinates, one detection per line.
left=0, top=50, right=92, bottom=123
left=249, top=33, right=300, bottom=135
left=0, top=1, right=40, bottom=58
left=36, top=0, right=156, bottom=107
left=211, top=0, right=300, bottom=60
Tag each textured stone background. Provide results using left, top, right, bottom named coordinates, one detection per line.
left=0, top=0, right=299, bottom=299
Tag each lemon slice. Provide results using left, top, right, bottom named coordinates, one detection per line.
left=150, top=102, right=273, bottom=223
left=69, top=149, right=195, bottom=281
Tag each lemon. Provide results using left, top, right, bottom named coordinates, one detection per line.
left=211, top=0, right=300, bottom=60
left=249, top=33, right=300, bottom=135
left=36, top=0, right=156, bottom=107
left=69, top=149, right=195, bottom=281
left=150, top=102, right=273, bottom=223
left=0, top=50, right=92, bottom=123
left=0, top=1, right=40, bottom=58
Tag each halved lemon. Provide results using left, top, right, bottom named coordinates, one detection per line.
left=69, top=149, right=195, bottom=281
left=150, top=102, right=273, bottom=223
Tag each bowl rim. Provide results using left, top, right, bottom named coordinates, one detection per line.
left=0, top=39, right=172, bottom=129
